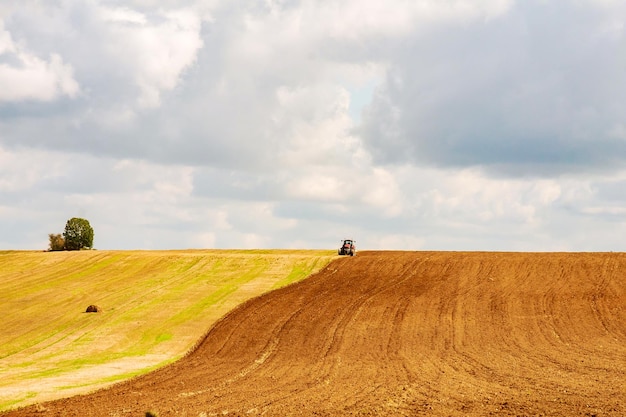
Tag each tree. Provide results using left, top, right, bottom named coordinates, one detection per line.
left=48, top=233, right=65, bottom=251
left=63, top=217, right=94, bottom=250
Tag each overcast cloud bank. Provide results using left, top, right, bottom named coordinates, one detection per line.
left=1, top=0, right=625, bottom=251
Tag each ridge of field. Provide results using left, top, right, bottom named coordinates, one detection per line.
left=3, top=251, right=624, bottom=417
left=0, top=249, right=335, bottom=411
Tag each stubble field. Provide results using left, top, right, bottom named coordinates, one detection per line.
left=0, top=249, right=335, bottom=411
left=1, top=251, right=624, bottom=416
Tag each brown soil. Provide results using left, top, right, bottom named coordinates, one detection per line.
left=3, top=251, right=625, bottom=416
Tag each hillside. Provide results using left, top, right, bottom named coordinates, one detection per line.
left=2, top=251, right=625, bottom=416
left=0, top=250, right=335, bottom=411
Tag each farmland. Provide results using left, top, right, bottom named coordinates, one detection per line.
left=2, top=251, right=625, bottom=416
left=0, top=249, right=335, bottom=411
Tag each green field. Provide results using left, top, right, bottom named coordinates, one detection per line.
left=0, top=249, right=335, bottom=411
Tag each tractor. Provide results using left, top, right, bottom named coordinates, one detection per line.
left=338, top=239, right=356, bottom=256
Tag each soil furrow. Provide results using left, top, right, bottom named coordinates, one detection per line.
left=2, top=251, right=624, bottom=416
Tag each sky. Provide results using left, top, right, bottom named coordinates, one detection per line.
left=1, top=0, right=626, bottom=251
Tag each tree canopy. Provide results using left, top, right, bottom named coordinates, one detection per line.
left=48, top=233, right=65, bottom=251
left=63, top=217, right=94, bottom=250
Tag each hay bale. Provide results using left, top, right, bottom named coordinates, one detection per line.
left=85, top=304, right=102, bottom=313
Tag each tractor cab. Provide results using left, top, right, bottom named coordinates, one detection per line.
left=338, top=239, right=356, bottom=256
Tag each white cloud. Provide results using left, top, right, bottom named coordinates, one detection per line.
left=192, top=232, right=216, bottom=248
left=360, top=168, right=404, bottom=217
left=293, top=0, right=514, bottom=41
left=101, top=6, right=147, bottom=25
left=286, top=174, right=346, bottom=203
left=100, top=6, right=204, bottom=108
left=0, top=23, right=79, bottom=102
left=410, top=168, right=560, bottom=226
left=0, top=146, right=66, bottom=192
left=242, top=233, right=269, bottom=249
left=366, top=234, right=426, bottom=250
left=1, top=0, right=626, bottom=252
left=582, top=206, right=626, bottom=216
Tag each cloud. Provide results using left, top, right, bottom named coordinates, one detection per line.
left=2, top=0, right=626, bottom=251
left=359, top=0, right=626, bottom=176
left=100, top=6, right=204, bottom=108
left=0, top=23, right=79, bottom=102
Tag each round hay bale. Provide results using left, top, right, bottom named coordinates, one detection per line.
left=85, top=304, right=102, bottom=313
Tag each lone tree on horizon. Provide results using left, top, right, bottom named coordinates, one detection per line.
left=63, top=217, right=94, bottom=250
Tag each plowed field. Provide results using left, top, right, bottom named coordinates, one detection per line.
left=3, top=251, right=625, bottom=416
